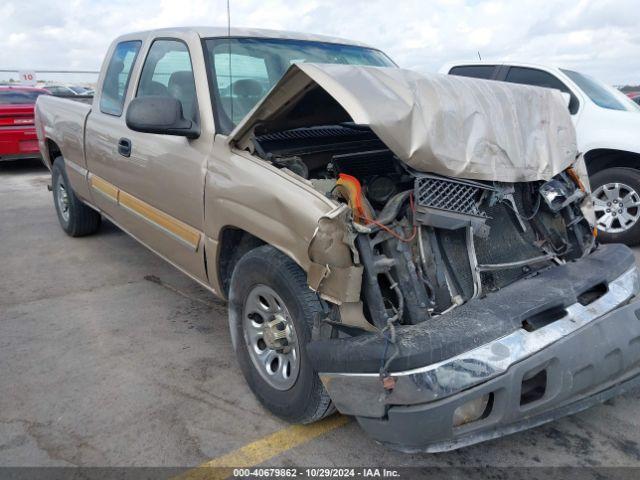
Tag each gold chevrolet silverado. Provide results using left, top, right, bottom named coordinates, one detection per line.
left=35, top=27, right=640, bottom=452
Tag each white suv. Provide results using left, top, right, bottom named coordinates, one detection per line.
left=440, top=61, right=640, bottom=245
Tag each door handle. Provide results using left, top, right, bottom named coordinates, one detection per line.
left=118, top=137, right=132, bottom=157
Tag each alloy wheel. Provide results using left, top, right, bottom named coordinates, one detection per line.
left=592, top=182, right=640, bottom=234
left=242, top=284, right=300, bottom=390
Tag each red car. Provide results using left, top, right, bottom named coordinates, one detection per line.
left=0, top=86, right=50, bottom=161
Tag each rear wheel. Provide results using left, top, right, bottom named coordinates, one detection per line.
left=52, top=157, right=101, bottom=237
left=228, top=245, right=334, bottom=424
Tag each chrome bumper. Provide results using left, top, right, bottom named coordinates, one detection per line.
left=320, top=266, right=640, bottom=418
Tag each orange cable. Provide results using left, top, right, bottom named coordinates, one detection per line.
left=363, top=193, right=417, bottom=243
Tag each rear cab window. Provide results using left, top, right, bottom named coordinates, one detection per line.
left=448, top=65, right=497, bottom=80
left=504, top=67, right=580, bottom=115
left=100, top=40, right=142, bottom=116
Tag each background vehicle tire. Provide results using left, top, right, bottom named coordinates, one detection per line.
left=52, top=157, right=101, bottom=237
left=228, top=245, right=334, bottom=424
left=591, top=167, right=640, bottom=246
left=590, top=167, right=640, bottom=246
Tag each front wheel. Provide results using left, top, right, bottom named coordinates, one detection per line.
left=52, top=157, right=101, bottom=237
left=228, top=245, right=334, bottom=424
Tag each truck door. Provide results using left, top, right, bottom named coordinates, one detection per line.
left=85, top=37, right=210, bottom=283
left=85, top=39, right=141, bottom=214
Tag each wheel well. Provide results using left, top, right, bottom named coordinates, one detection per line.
left=217, top=227, right=265, bottom=297
left=45, top=139, right=62, bottom=168
left=584, top=149, right=640, bottom=176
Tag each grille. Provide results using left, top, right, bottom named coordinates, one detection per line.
left=415, top=176, right=490, bottom=217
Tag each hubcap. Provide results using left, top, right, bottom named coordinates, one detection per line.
left=242, top=285, right=300, bottom=390
left=56, top=178, right=70, bottom=223
left=592, top=182, right=640, bottom=234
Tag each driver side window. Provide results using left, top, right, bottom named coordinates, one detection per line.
left=136, top=39, right=199, bottom=123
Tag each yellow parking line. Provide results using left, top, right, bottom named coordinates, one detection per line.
left=174, top=414, right=350, bottom=480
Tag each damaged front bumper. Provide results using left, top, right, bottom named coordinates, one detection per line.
left=311, top=244, right=640, bottom=452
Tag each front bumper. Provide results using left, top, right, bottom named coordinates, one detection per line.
left=358, top=299, right=640, bottom=452
left=315, top=245, right=640, bottom=451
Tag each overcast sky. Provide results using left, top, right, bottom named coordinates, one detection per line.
left=1, top=0, right=638, bottom=85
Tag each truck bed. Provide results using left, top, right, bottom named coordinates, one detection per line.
left=35, top=94, right=92, bottom=170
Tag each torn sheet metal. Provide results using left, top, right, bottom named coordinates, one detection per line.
left=339, top=302, right=377, bottom=332
left=307, top=263, right=363, bottom=304
left=307, top=204, right=363, bottom=304
left=230, top=63, right=578, bottom=183
left=572, top=154, right=596, bottom=226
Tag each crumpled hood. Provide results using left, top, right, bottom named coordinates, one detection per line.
left=230, top=63, right=578, bottom=183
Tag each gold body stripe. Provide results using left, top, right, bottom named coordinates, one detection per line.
left=89, top=174, right=201, bottom=251
left=118, top=191, right=201, bottom=250
left=90, top=175, right=118, bottom=201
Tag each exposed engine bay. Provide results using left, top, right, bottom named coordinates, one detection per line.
left=225, top=63, right=640, bottom=450
left=252, top=124, right=596, bottom=329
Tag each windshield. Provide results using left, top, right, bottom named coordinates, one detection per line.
left=0, top=90, right=46, bottom=104
left=204, top=37, right=395, bottom=134
left=561, top=69, right=640, bottom=112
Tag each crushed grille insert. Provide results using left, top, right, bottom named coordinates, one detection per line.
left=415, top=175, right=491, bottom=217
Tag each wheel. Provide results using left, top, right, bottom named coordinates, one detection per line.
left=228, top=245, right=334, bottom=424
left=52, top=157, right=101, bottom=237
left=591, top=167, right=640, bottom=245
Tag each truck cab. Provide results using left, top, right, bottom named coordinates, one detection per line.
left=441, top=61, right=640, bottom=245
left=36, top=27, right=394, bottom=290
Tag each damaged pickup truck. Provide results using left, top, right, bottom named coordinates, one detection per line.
left=35, top=27, right=640, bottom=452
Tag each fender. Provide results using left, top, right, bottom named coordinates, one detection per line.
left=204, top=140, right=363, bottom=303
left=576, top=106, right=640, bottom=173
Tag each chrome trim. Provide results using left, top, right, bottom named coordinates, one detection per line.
left=477, top=253, right=555, bottom=272
left=466, top=226, right=481, bottom=298
left=320, top=266, right=640, bottom=418
left=65, top=161, right=88, bottom=177
left=91, top=185, right=118, bottom=203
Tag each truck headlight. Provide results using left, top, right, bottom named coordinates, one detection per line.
left=539, top=177, right=584, bottom=213
left=539, top=179, right=572, bottom=212
left=453, top=394, right=491, bottom=427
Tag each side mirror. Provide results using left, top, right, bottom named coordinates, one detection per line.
left=126, top=96, right=200, bottom=139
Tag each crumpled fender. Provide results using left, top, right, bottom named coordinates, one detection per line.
left=307, top=204, right=364, bottom=305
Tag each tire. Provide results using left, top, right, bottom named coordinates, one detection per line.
left=52, top=157, right=101, bottom=237
left=228, top=245, right=334, bottom=424
left=590, top=167, right=640, bottom=246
